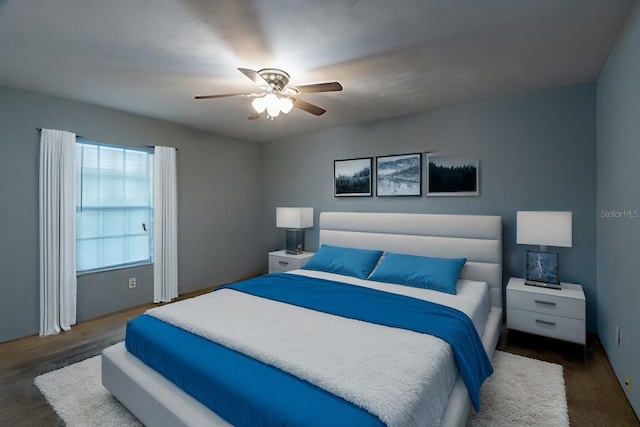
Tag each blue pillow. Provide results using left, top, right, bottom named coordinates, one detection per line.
left=368, top=253, right=466, bottom=295
left=302, top=245, right=383, bottom=279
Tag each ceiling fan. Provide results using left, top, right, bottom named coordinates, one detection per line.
left=194, top=68, right=343, bottom=120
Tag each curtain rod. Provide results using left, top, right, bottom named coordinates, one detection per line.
left=146, top=145, right=179, bottom=151
left=37, top=129, right=177, bottom=151
left=37, top=127, right=85, bottom=139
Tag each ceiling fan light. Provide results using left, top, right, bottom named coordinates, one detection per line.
left=264, top=93, right=279, bottom=107
left=265, top=93, right=280, bottom=117
left=279, top=97, right=294, bottom=114
left=252, top=96, right=266, bottom=113
left=266, top=103, right=281, bottom=117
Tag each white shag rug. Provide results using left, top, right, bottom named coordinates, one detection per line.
left=467, top=351, right=569, bottom=427
left=35, top=356, right=142, bottom=427
left=35, top=350, right=568, bottom=427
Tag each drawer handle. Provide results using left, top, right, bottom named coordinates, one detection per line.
left=278, top=261, right=290, bottom=266
left=535, top=319, right=556, bottom=327
left=535, top=300, right=556, bottom=307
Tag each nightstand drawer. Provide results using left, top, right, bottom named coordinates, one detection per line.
left=268, top=251, right=314, bottom=273
left=507, top=308, right=585, bottom=344
left=507, top=288, right=585, bottom=320
left=269, top=256, right=298, bottom=272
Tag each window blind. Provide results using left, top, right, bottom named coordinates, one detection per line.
left=76, top=141, right=153, bottom=272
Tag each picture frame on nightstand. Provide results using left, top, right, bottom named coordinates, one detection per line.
left=525, top=250, right=561, bottom=289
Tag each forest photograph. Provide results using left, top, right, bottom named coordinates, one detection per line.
left=427, top=154, right=478, bottom=196
left=334, top=158, right=372, bottom=196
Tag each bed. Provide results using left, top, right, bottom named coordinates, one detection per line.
left=102, top=211, right=502, bottom=427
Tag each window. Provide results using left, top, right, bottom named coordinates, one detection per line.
left=76, top=141, right=153, bottom=273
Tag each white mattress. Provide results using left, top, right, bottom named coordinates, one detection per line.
left=145, top=271, right=492, bottom=427
left=289, top=269, right=491, bottom=336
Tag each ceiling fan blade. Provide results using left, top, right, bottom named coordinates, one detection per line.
left=248, top=110, right=261, bottom=120
left=194, top=93, right=250, bottom=100
left=238, top=67, right=269, bottom=88
left=293, top=98, right=327, bottom=116
left=293, top=82, right=343, bottom=93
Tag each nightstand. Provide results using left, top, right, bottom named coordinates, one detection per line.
left=507, top=277, right=586, bottom=351
left=268, top=250, right=315, bottom=273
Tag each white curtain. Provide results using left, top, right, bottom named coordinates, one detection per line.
left=153, top=146, right=178, bottom=303
left=39, top=129, right=77, bottom=335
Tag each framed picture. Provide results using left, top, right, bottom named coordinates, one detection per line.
left=427, top=153, right=479, bottom=196
left=525, top=250, right=560, bottom=285
left=376, top=153, right=422, bottom=197
left=334, top=157, right=372, bottom=197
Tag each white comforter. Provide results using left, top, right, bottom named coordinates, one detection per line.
left=146, top=272, right=489, bottom=427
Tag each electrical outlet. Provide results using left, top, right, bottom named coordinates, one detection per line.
left=616, top=325, right=621, bottom=346
left=625, top=375, right=632, bottom=393
left=128, top=277, right=136, bottom=289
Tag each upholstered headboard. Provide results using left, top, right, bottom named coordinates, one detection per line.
left=319, top=212, right=503, bottom=308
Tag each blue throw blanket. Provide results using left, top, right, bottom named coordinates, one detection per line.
left=126, top=315, right=383, bottom=427
left=225, top=273, right=493, bottom=411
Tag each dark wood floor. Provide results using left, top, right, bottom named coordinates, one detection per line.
left=1, top=301, right=638, bottom=426
left=0, top=303, right=150, bottom=426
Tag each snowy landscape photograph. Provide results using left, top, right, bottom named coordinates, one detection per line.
left=375, top=153, right=422, bottom=196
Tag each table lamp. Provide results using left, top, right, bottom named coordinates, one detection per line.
left=517, top=211, right=572, bottom=288
left=276, top=207, right=314, bottom=254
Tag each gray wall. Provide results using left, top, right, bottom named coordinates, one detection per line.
left=0, top=85, right=264, bottom=343
left=597, top=1, right=640, bottom=417
left=263, top=84, right=597, bottom=331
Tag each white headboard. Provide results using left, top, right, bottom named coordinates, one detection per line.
left=319, top=212, right=503, bottom=308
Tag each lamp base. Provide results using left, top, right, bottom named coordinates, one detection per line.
left=285, top=229, right=305, bottom=255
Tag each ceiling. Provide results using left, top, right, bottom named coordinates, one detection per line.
left=0, top=1, right=634, bottom=142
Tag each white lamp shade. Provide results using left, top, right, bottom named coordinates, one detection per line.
left=517, top=211, right=572, bottom=247
left=276, top=207, right=314, bottom=229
